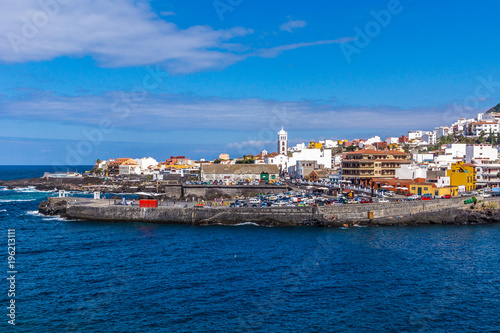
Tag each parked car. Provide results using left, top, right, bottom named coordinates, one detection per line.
left=441, top=194, right=452, bottom=199
left=377, top=198, right=389, bottom=203
left=482, top=193, right=492, bottom=198
left=421, top=196, right=432, bottom=201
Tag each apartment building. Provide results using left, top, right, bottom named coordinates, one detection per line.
left=341, top=149, right=411, bottom=186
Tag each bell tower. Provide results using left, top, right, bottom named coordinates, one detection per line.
left=278, top=127, right=288, bottom=155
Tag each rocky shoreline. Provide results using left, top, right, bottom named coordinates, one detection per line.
left=367, top=207, right=500, bottom=226
left=0, top=176, right=156, bottom=194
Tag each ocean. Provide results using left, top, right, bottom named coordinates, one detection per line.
left=1, top=166, right=499, bottom=332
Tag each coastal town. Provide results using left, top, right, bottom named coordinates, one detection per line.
left=63, top=103, right=500, bottom=202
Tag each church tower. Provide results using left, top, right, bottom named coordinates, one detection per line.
left=278, top=127, right=288, bottom=155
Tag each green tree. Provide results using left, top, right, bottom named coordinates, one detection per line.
left=478, top=130, right=486, bottom=143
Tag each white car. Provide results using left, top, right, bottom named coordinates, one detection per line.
left=483, top=193, right=492, bottom=198
left=377, top=198, right=390, bottom=203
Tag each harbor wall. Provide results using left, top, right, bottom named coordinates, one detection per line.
left=61, top=197, right=474, bottom=226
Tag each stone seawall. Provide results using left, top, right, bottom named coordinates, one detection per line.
left=57, top=196, right=488, bottom=227
left=162, top=184, right=289, bottom=200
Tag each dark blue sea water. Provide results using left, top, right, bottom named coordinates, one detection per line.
left=1, top=166, right=500, bottom=332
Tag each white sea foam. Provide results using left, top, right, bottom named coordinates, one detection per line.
left=26, top=210, right=43, bottom=217
left=0, top=209, right=6, bottom=213
left=233, top=222, right=259, bottom=227
left=26, top=210, right=75, bottom=221
left=13, top=187, right=54, bottom=193
left=42, top=216, right=77, bottom=222
left=1, top=198, right=36, bottom=203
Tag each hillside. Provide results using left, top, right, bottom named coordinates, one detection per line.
left=486, top=103, right=500, bottom=113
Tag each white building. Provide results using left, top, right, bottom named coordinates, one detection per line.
left=465, top=145, right=498, bottom=163
left=421, top=132, right=437, bottom=145
left=470, top=122, right=500, bottom=136
left=472, top=160, right=500, bottom=187
left=385, top=137, right=400, bottom=145
left=264, top=153, right=290, bottom=173
left=436, top=126, right=450, bottom=139
left=323, top=139, right=338, bottom=148
left=278, top=128, right=288, bottom=155
left=119, top=163, right=141, bottom=175
left=290, top=148, right=332, bottom=170
left=413, top=153, right=434, bottom=163
left=408, top=131, right=423, bottom=141
left=134, top=157, right=158, bottom=174
left=289, top=143, right=306, bottom=152
left=395, top=164, right=427, bottom=180
left=445, top=144, right=467, bottom=159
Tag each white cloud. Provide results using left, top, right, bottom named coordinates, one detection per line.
left=279, top=19, right=307, bottom=33
left=0, top=1, right=351, bottom=74
left=0, top=0, right=250, bottom=73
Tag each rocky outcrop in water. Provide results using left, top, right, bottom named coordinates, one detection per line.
left=38, top=200, right=68, bottom=216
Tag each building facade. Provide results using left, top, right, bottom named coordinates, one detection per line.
left=342, top=149, right=411, bottom=186
left=200, top=164, right=279, bottom=182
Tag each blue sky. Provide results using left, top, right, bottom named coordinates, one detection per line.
left=1, top=0, right=499, bottom=165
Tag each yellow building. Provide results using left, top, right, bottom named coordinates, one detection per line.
left=308, top=141, right=323, bottom=149
left=409, top=183, right=459, bottom=197
left=447, top=162, right=476, bottom=192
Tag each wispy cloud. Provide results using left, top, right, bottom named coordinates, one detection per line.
left=254, top=38, right=357, bottom=58
left=226, top=140, right=272, bottom=149
left=0, top=91, right=480, bottom=133
left=279, top=19, right=307, bottom=33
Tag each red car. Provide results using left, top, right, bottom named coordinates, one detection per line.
left=441, top=195, right=451, bottom=199
left=421, top=196, right=432, bottom=200
left=361, top=199, right=373, bottom=204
